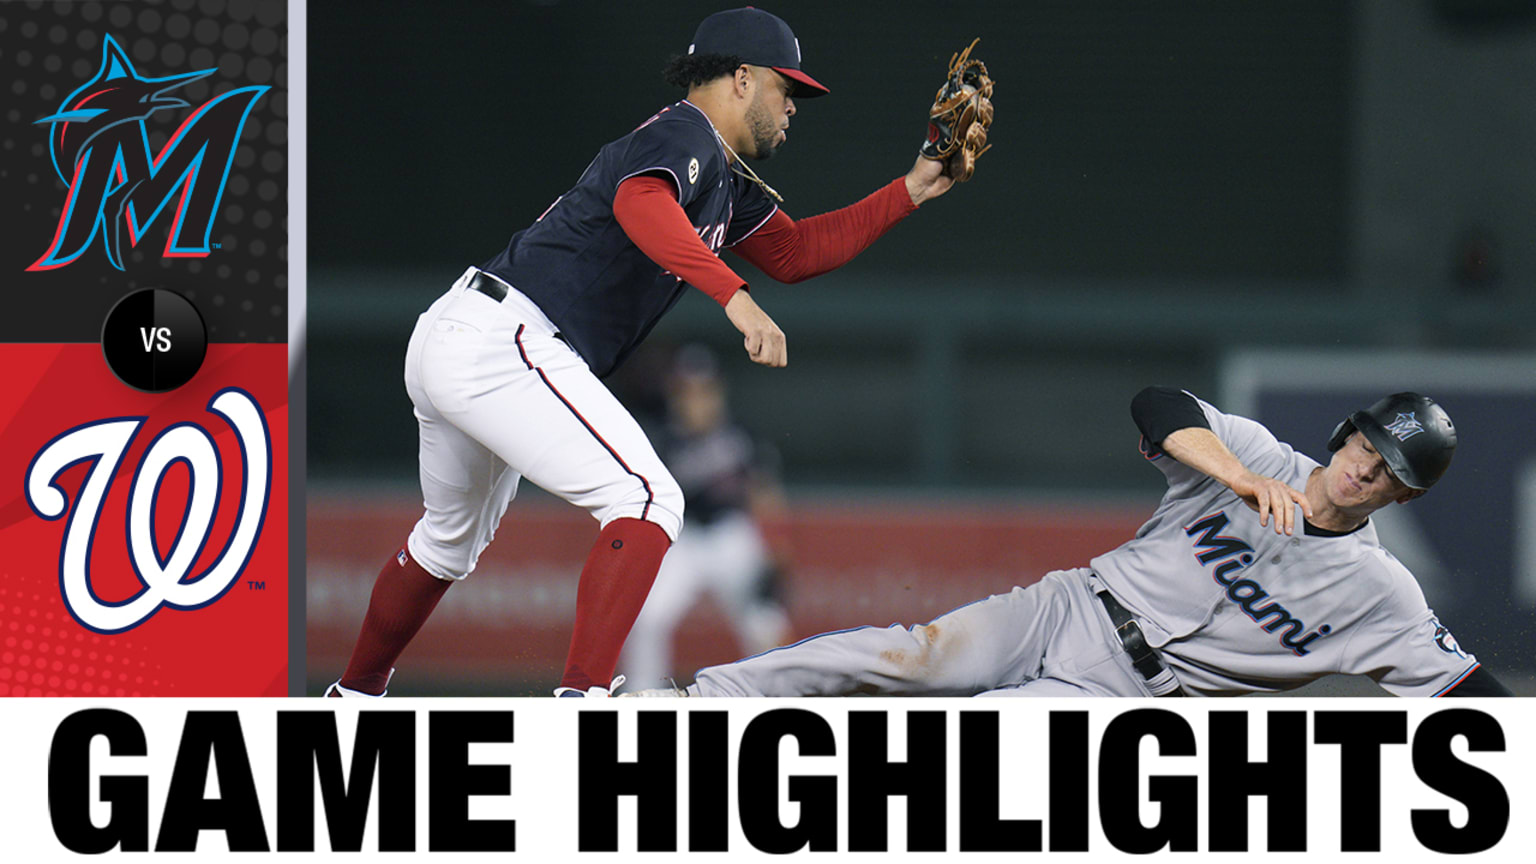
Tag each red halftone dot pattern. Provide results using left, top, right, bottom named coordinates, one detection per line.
left=0, top=345, right=289, bottom=695
left=0, top=587, right=159, bottom=697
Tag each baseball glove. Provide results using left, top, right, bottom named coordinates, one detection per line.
left=920, top=38, right=995, bottom=182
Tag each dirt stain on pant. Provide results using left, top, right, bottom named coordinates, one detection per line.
left=879, top=622, right=953, bottom=679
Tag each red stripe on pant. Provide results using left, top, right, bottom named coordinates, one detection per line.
left=512, top=325, right=672, bottom=691
left=514, top=324, right=655, bottom=520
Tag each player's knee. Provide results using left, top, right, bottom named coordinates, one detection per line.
left=627, top=471, right=684, bottom=540
left=405, top=535, right=473, bottom=581
left=406, top=521, right=481, bottom=581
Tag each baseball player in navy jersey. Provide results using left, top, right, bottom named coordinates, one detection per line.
left=620, top=345, right=793, bottom=690
left=326, top=8, right=961, bottom=697
left=626, top=388, right=1514, bottom=698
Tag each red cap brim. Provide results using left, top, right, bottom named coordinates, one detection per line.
left=774, top=67, right=829, bottom=98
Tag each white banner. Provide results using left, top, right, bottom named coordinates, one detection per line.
left=1, top=697, right=1531, bottom=860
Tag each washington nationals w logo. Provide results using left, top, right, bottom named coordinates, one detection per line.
left=24, top=389, right=272, bottom=634
left=29, top=34, right=268, bottom=271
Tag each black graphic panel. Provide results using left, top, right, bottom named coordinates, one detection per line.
left=0, top=0, right=287, bottom=343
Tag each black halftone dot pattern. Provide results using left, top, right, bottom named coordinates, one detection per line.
left=0, top=0, right=287, bottom=343
left=251, top=27, right=276, bottom=55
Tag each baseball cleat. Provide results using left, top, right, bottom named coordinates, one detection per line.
left=616, top=677, right=688, bottom=697
left=324, top=668, right=394, bottom=698
left=554, top=674, right=626, bottom=698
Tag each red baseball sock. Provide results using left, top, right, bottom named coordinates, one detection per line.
left=339, top=547, right=452, bottom=695
left=560, top=518, right=672, bottom=690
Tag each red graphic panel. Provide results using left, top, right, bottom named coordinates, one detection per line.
left=0, top=344, right=287, bottom=696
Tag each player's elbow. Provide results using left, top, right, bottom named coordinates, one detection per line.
left=1131, top=385, right=1183, bottom=418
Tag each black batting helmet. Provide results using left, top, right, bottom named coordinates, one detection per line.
left=1326, top=392, right=1456, bottom=490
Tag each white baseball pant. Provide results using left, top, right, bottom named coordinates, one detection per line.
left=402, top=268, right=684, bottom=582
left=687, top=568, right=1177, bottom=697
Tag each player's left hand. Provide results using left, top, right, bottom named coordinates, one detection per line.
left=905, top=155, right=955, bottom=205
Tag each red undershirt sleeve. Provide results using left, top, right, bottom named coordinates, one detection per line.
left=612, top=174, right=746, bottom=307
left=731, top=176, right=918, bottom=283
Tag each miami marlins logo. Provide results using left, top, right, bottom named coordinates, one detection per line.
left=29, top=34, right=269, bottom=271
left=1383, top=412, right=1425, bottom=442
left=1432, top=618, right=1465, bottom=657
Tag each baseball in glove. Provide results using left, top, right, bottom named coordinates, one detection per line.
left=920, top=38, right=995, bottom=182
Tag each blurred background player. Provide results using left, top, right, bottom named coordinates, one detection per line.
left=621, top=345, right=793, bottom=690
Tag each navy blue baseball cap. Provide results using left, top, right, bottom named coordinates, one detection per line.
left=688, top=7, right=830, bottom=98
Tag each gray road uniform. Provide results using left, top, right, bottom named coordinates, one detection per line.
left=682, top=390, right=1489, bottom=698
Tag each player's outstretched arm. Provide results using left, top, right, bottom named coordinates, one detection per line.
left=1161, top=427, right=1313, bottom=536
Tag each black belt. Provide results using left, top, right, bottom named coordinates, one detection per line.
left=469, top=270, right=509, bottom=302
left=1096, top=590, right=1183, bottom=697
left=467, top=271, right=573, bottom=346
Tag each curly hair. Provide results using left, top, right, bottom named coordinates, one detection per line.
left=662, top=53, right=744, bottom=90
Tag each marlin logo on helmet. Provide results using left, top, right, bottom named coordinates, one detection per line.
left=1384, top=412, right=1425, bottom=442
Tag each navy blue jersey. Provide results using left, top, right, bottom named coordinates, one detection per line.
left=481, top=101, right=779, bottom=378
